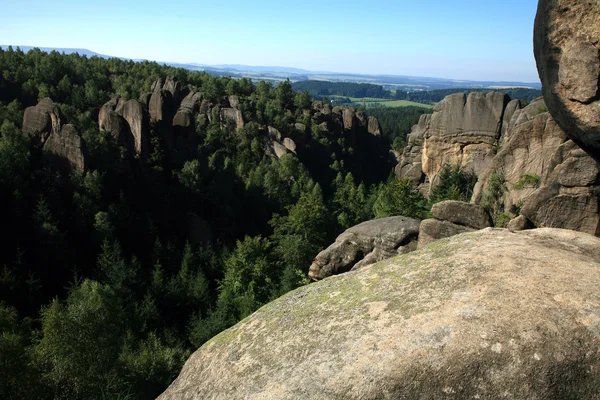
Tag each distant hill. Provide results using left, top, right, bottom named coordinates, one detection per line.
left=1, top=45, right=541, bottom=90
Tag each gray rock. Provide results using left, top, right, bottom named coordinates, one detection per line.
left=507, top=215, right=532, bottom=232
left=342, top=107, right=356, bottom=130
left=119, top=100, right=148, bottom=158
left=22, top=98, right=62, bottom=147
left=159, top=228, right=600, bottom=400
left=282, top=137, right=296, bottom=153
left=417, top=219, right=474, bottom=249
left=534, top=0, right=600, bottom=161
left=308, top=216, right=420, bottom=281
left=43, top=124, right=86, bottom=172
left=149, top=89, right=174, bottom=123
left=221, top=108, right=244, bottom=129
left=431, top=201, right=492, bottom=229
left=228, top=95, right=240, bottom=109
left=367, top=116, right=381, bottom=136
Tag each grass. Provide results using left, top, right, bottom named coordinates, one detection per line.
left=335, top=96, right=433, bottom=109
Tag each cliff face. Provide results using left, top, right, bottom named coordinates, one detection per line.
left=397, top=92, right=510, bottom=195
left=397, top=91, right=600, bottom=235
left=159, top=228, right=600, bottom=400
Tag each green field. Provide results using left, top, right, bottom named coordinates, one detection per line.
left=343, top=97, right=434, bottom=109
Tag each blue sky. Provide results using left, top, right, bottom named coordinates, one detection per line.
left=1, top=0, right=540, bottom=82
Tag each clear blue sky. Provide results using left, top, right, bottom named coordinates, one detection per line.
left=1, top=0, right=540, bottom=82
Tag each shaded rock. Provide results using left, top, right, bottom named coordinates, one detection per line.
left=178, top=91, right=202, bottom=114
left=43, top=124, right=86, bottom=172
left=221, top=108, right=244, bottom=129
left=173, top=110, right=193, bottom=130
left=267, top=126, right=281, bottom=141
left=138, top=93, right=151, bottom=107
left=119, top=100, right=148, bottom=158
left=367, top=115, right=381, bottom=136
left=22, top=98, right=63, bottom=147
left=417, top=219, right=474, bottom=249
left=342, top=107, right=357, bottom=130
left=308, top=216, right=420, bottom=281
left=159, top=228, right=600, bottom=400
left=431, top=200, right=492, bottom=229
left=395, top=113, right=430, bottom=186
left=534, top=0, right=600, bottom=161
left=536, top=194, right=600, bottom=236
left=149, top=89, right=175, bottom=123
left=272, top=141, right=288, bottom=159
left=98, top=101, right=127, bottom=145
left=472, top=98, right=600, bottom=236
left=282, top=137, right=296, bottom=153
left=507, top=215, right=533, bottom=232
left=228, top=95, right=240, bottom=109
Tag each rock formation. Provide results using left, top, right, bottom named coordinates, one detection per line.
left=396, top=91, right=600, bottom=236
left=99, top=97, right=148, bottom=158
left=21, top=98, right=87, bottom=172
left=159, top=228, right=600, bottom=400
left=308, top=216, right=420, bottom=281
left=534, top=0, right=600, bottom=161
left=473, top=98, right=600, bottom=235
left=43, top=124, right=86, bottom=172
left=417, top=201, right=491, bottom=248
left=22, top=98, right=63, bottom=147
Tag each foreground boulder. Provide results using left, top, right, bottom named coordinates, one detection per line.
left=308, top=216, right=420, bottom=281
left=431, top=200, right=492, bottom=229
left=534, top=0, right=600, bottom=161
left=160, top=228, right=600, bottom=399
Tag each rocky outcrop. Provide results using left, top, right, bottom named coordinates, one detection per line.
left=43, top=124, right=86, bottom=172
left=431, top=200, right=492, bottom=230
left=22, top=98, right=63, bottom=147
left=417, top=201, right=491, bottom=248
left=396, top=91, right=600, bottom=236
left=220, top=108, right=244, bottom=130
left=160, top=228, right=600, bottom=400
left=473, top=98, right=600, bottom=235
left=367, top=115, right=381, bottom=136
left=308, top=216, right=420, bottom=281
left=534, top=0, right=600, bottom=161
left=21, top=99, right=86, bottom=172
left=395, top=113, right=430, bottom=186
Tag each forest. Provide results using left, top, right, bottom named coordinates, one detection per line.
left=292, top=80, right=542, bottom=104
left=0, top=47, right=476, bottom=399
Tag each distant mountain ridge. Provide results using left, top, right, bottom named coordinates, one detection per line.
left=0, top=45, right=541, bottom=90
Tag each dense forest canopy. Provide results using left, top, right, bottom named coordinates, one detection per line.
left=292, top=80, right=542, bottom=104
left=0, top=47, right=479, bottom=399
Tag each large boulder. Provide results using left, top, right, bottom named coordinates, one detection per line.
left=431, top=201, right=492, bottom=230
left=308, top=216, right=420, bottom=281
left=22, top=98, right=63, bottom=147
left=417, top=218, right=474, bottom=249
left=534, top=0, right=600, bottom=161
left=159, top=228, right=600, bottom=400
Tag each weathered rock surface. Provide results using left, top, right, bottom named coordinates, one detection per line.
left=308, top=216, right=420, bottom=281
left=119, top=99, right=148, bottom=158
left=421, top=92, right=509, bottom=191
left=431, top=200, right=492, bottom=230
left=473, top=98, right=600, bottom=235
left=417, top=218, right=474, bottom=249
left=160, top=228, right=600, bottom=400
left=21, top=99, right=86, bottom=171
left=367, top=115, right=381, bottom=136
left=43, top=124, right=86, bottom=172
left=507, top=215, right=533, bottom=232
left=22, top=98, right=63, bottom=147
left=534, top=0, right=600, bottom=161
left=220, top=108, right=244, bottom=129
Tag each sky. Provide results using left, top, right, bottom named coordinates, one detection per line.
left=1, top=0, right=540, bottom=82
